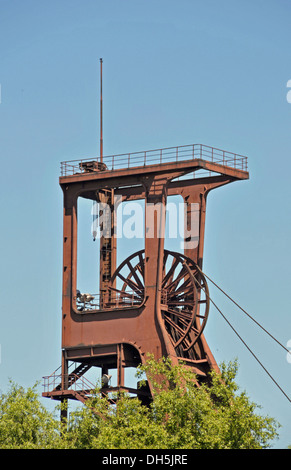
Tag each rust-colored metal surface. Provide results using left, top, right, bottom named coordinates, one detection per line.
left=43, top=143, right=248, bottom=410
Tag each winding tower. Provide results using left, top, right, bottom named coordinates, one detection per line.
left=42, top=58, right=249, bottom=414
left=43, top=142, right=249, bottom=412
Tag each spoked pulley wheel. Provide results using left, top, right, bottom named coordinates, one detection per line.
left=107, top=249, right=210, bottom=359
left=106, top=250, right=145, bottom=308
left=160, top=251, right=209, bottom=359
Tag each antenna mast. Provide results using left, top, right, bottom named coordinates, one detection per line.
left=100, top=58, right=103, bottom=163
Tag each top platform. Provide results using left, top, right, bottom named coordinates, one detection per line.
left=60, top=143, right=248, bottom=182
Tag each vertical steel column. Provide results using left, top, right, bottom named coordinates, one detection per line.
left=60, top=351, right=68, bottom=421
left=117, top=344, right=125, bottom=389
left=98, top=189, right=116, bottom=306
left=61, top=185, right=77, bottom=359
left=142, top=176, right=175, bottom=361
left=183, top=189, right=206, bottom=267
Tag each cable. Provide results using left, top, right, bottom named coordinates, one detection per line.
left=197, top=267, right=289, bottom=354
left=209, top=293, right=290, bottom=403
left=194, top=272, right=291, bottom=404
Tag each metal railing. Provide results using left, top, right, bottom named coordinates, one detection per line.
left=43, top=373, right=96, bottom=395
left=76, top=290, right=143, bottom=312
left=60, top=143, right=248, bottom=177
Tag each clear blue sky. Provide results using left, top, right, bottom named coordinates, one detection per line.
left=0, top=0, right=291, bottom=448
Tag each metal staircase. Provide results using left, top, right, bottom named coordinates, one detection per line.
left=43, top=363, right=95, bottom=402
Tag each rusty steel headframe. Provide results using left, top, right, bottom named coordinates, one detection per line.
left=42, top=143, right=248, bottom=410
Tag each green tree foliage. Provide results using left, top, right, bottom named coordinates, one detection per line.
left=0, top=381, right=62, bottom=448
left=64, top=357, right=279, bottom=449
left=0, top=359, right=280, bottom=449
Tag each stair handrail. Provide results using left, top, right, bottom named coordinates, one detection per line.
left=43, top=372, right=97, bottom=394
